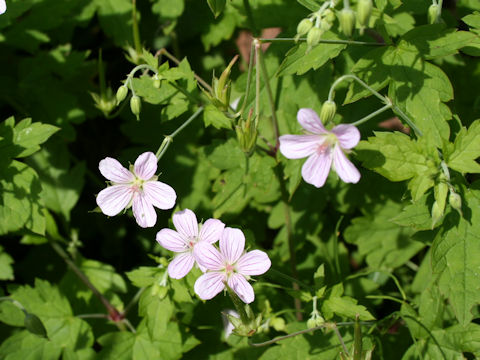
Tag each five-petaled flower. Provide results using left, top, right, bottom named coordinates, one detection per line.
left=96, top=152, right=176, bottom=228
left=193, top=227, right=271, bottom=304
left=279, top=108, right=361, bottom=188
left=156, top=209, right=225, bottom=279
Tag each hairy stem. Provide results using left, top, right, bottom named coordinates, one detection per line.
left=131, top=0, right=142, bottom=55
left=351, top=104, right=392, bottom=127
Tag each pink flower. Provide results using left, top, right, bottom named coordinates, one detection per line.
left=279, top=108, right=361, bottom=188
left=193, top=227, right=271, bottom=304
left=156, top=209, right=225, bottom=279
left=96, top=152, right=176, bottom=228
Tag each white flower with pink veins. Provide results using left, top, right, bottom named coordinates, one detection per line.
left=0, top=1, right=6, bottom=15
left=96, top=152, right=176, bottom=228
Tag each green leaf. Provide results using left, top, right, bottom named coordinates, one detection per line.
left=95, top=0, right=133, bottom=47
left=205, top=138, right=245, bottom=170
left=276, top=32, right=346, bottom=76
left=152, top=0, right=185, bottom=19
left=391, top=195, right=432, bottom=231
left=344, top=201, right=425, bottom=269
left=126, top=266, right=164, bottom=288
left=0, top=245, right=14, bottom=280
left=323, top=296, right=375, bottom=321
left=203, top=104, right=232, bottom=130
left=207, top=0, right=226, bottom=18
left=80, top=258, right=127, bottom=295
left=431, top=188, right=480, bottom=325
left=138, top=286, right=174, bottom=340
left=296, top=0, right=321, bottom=11
left=201, top=11, right=237, bottom=51
left=0, top=160, right=45, bottom=235
left=447, top=119, right=480, bottom=173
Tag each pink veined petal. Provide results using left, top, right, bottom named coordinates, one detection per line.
left=194, top=272, right=226, bottom=300
left=228, top=273, right=255, bottom=304
left=220, top=228, right=245, bottom=264
left=99, top=157, right=134, bottom=183
left=301, top=149, right=333, bottom=188
left=173, top=209, right=199, bottom=238
left=297, top=108, right=327, bottom=134
left=331, top=124, right=361, bottom=149
left=143, top=181, right=176, bottom=210
left=132, top=193, right=157, bottom=228
left=134, top=152, right=157, bottom=180
left=167, top=252, right=195, bottom=279
left=156, top=228, right=188, bottom=252
left=333, top=146, right=361, bottom=184
left=199, top=219, right=225, bottom=244
left=193, top=243, right=225, bottom=271
left=96, top=185, right=133, bottom=216
left=279, top=134, right=320, bottom=160
left=236, top=250, right=271, bottom=276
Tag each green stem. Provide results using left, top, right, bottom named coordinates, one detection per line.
left=366, top=295, right=406, bottom=304
left=268, top=268, right=312, bottom=291
left=328, top=74, right=385, bottom=103
left=77, top=313, right=109, bottom=319
left=155, top=107, right=204, bottom=160
left=351, top=104, right=392, bottom=127
left=106, top=94, right=131, bottom=119
left=333, top=216, right=343, bottom=277
left=392, top=104, right=423, bottom=137
left=242, top=0, right=258, bottom=36
left=226, top=285, right=250, bottom=324
left=98, top=49, right=106, bottom=97
left=131, top=0, right=142, bottom=55
left=255, top=40, right=261, bottom=122
left=239, top=42, right=256, bottom=117
left=332, top=324, right=350, bottom=357
left=343, top=0, right=351, bottom=9
left=122, top=287, right=146, bottom=317
left=259, top=38, right=385, bottom=46
left=256, top=38, right=280, bottom=148
left=49, top=239, right=120, bottom=320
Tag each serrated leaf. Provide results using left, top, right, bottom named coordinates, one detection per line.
left=203, top=104, right=232, bottom=130
left=447, top=119, right=480, bottom=173
left=323, top=296, right=375, bottom=321
left=431, top=189, right=480, bottom=325
left=138, top=286, right=174, bottom=340
left=126, top=266, right=164, bottom=288
left=392, top=195, right=432, bottom=231
left=201, top=11, right=237, bottom=51
left=0, top=245, right=14, bottom=280
left=276, top=32, right=346, bottom=76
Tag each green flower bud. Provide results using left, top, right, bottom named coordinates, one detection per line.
left=306, top=27, right=323, bottom=49
left=24, top=312, right=47, bottom=338
left=449, top=191, right=463, bottom=216
left=116, top=85, right=128, bottom=104
left=323, top=9, right=336, bottom=23
left=130, top=95, right=141, bottom=119
left=297, top=18, right=314, bottom=36
left=153, top=77, right=161, bottom=89
left=320, top=100, right=336, bottom=124
left=357, top=0, right=373, bottom=28
left=315, top=315, right=325, bottom=326
left=428, top=4, right=440, bottom=24
left=431, top=201, right=443, bottom=229
left=339, top=8, right=356, bottom=37
left=307, top=318, right=317, bottom=329
left=235, top=109, right=258, bottom=156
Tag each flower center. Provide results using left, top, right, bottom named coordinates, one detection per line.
left=187, top=237, right=197, bottom=248
left=225, top=263, right=235, bottom=274
left=317, top=133, right=337, bottom=154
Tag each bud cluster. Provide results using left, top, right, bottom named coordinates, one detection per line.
left=337, top=0, right=373, bottom=37
left=295, top=7, right=337, bottom=52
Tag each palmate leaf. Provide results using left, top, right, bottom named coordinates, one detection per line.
left=431, top=187, right=480, bottom=325
left=207, top=0, right=226, bottom=18
left=446, top=119, right=480, bottom=173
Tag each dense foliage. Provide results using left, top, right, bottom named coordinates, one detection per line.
left=1, top=0, right=480, bottom=358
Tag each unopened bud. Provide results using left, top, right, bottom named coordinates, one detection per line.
left=320, top=100, right=336, bottom=124
left=357, top=0, right=373, bottom=28
left=306, top=27, right=323, bottom=49
left=24, top=312, right=47, bottom=338
left=323, top=9, right=336, bottom=23
left=307, top=318, right=317, bottom=329
left=153, top=77, right=161, bottom=89
left=431, top=201, right=443, bottom=229
left=116, top=85, right=128, bottom=104
left=130, top=95, right=141, bottom=119
left=315, top=315, right=325, bottom=326
left=297, top=18, right=314, bottom=36
left=339, top=8, right=356, bottom=37
left=449, top=191, right=463, bottom=216
left=428, top=4, right=440, bottom=24
left=235, top=109, right=258, bottom=156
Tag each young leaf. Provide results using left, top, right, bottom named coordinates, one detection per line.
left=207, top=0, right=226, bottom=18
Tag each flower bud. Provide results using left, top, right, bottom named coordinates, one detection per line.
left=323, top=9, right=336, bottom=23
left=24, top=312, right=47, bottom=338
left=431, top=201, right=443, bottom=229
left=235, top=109, right=258, bottom=156
left=315, top=315, right=325, bottom=326
left=449, top=191, right=463, bottom=216
left=116, top=85, right=128, bottom=104
left=339, top=8, right=356, bottom=37
left=306, top=27, right=323, bottom=49
left=428, top=4, right=440, bottom=24
left=297, top=18, right=314, bottom=36
left=320, top=100, right=336, bottom=124
left=357, top=0, right=373, bottom=28
left=307, top=318, right=317, bottom=329
left=153, top=78, right=161, bottom=89
left=130, top=95, right=141, bottom=120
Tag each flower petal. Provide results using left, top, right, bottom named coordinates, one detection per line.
left=134, top=152, right=157, bottom=180
left=168, top=253, right=195, bottom=279
left=173, top=209, right=199, bottom=238
left=237, top=250, right=271, bottom=276
left=331, top=124, right=360, bottom=149
left=96, top=185, right=132, bottom=216
left=194, top=243, right=224, bottom=271
left=99, top=157, right=134, bottom=183
left=0, top=0, right=6, bottom=15
left=279, top=134, right=320, bottom=159
left=156, top=228, right=188, bottom=252
left=333, top=146, right=361, bottom=184
left=228, top=273, right=255, bottom=304
left=132, top=193, right=157, bottom=228
left=297, top=108, right=327, bottom=134
left=194, top=272, right=226, bottom=300
left=199, top=219, right=225, bottom=244
left=220, top=228, right=245, bottom=264
left=301, top=150, right=333, bottom=188
left=143, top=181, right=176, bottom=210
